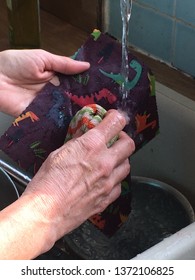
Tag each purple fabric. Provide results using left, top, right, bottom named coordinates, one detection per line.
left=0, top=31, right=159, bottom=236
left=0, top=31, right=159, bottom=173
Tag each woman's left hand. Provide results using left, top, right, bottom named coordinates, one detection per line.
left=0, top=49, right=90, bottom=116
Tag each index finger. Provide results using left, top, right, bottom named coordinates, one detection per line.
left=92, top=109, right=127, bottom=145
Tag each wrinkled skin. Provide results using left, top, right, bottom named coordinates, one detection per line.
left=0, top=49, right=135, bottom=259
left=24, top=109, right=135, bottom=240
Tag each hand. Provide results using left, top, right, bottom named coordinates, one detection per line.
left=0, top=49, right=90, bottom=116
left=0, top=109, right=135, bottom=259
left=23, top=109, right=135, bottom=253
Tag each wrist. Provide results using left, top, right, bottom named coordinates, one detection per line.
left=0, top=193, right=58, bottom=259
left=20, top=193, right=59, bottom=253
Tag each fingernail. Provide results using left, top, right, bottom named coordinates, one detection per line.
left=75, top=60, right=90, bottom=67
left=117, top=109, right=130, bottom=125
left=107, top=109, right=126, bottom=126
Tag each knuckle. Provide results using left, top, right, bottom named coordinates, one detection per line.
left=97, top=198, right=110, bottom=213
left=46, top=146, right=70, bottom=170
left=126, top=136, right=135, bottom=154
left=96, top=184, right=122, bottom=213
left=45, top=150, right=57, bottom=168
left=124, top=159, right=131, bottom=174
left=103, top=180, right=113, bottom=195
left=48, top=149, right=63, bottom=167
left=115, top=111, right=126, bottom=128
left=112, top=184, right=122, bottom=201
left=130, top=139, right=136, bottom=152
left=115, top=184, right=122, bottom=198
left=80, top=129, right=105, bottom=151
left=73, top=137, right=89, bottom=152
left=99, top=161, right=113, bottom=177
left=45, top=154, right=61, bottom=173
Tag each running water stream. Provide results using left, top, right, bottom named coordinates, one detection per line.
left=120, top=0, right=133, bottom=108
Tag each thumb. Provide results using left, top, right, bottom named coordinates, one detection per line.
left=47, top=54, right=90, bottom=75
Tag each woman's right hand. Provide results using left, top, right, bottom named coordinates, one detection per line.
left=0, top=109, right=135, bottom=260
left=24, top=109, right=135, bottom=245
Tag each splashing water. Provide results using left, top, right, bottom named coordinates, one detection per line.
left=118, top=0, right=133, bottom=122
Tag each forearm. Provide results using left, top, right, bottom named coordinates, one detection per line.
left=0, top=194, right=57, bottom=260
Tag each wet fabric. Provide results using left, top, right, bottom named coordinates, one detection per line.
left=0, top=30, right=159, bottom=236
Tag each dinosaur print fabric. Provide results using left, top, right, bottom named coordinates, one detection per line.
left=0, top=30, right=159, bottom=236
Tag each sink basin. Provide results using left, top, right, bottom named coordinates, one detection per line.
left=133, top=222, right=195, bottom=260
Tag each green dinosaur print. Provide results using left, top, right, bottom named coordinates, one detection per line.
left=99, top=59, right=142, bottom=90
left=70, top=49, right=80, bottom=60
left=30, top=141, right=46, bottom=160
left=91, top=29, right=101, bottom=41
left=148, top=72, right=156, bottom=96
left=73, top=73, right=90, bottom=85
